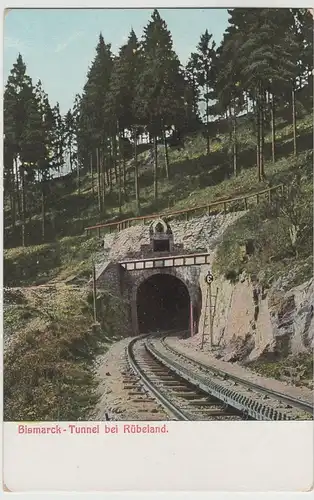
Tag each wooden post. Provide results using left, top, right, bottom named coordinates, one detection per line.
left=208, top=282, right=213, bottom=347
left=186, top=212, right=189, bottom=222
left=223, top=202, right=227, bottom=214
left=207, top=205, right=210, bottom=215
left=268, top=188, right=271, bottom=203
left=201, top=286, right=208, bottom=350
left=190, top=300, right=194, bottom=337
left=256, top=193, right=260, bottom=204
left=92, top=262, right=97, bottom=323
left=244, top=197, right=248, bottom=210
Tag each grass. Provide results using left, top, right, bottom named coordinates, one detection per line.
left=4, top=235, right=101, bottom=286
left=249, top=352, right=313, bottom=390
left=3, top=285, right=127, bottom=421
left=213, top=177, right=313, bottom=291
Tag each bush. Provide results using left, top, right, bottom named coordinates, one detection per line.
left=3, top=286, right=126, bottom=421
left=3, top=235, right=100, bottom=286
left=214, top=175, right=313, bottom=288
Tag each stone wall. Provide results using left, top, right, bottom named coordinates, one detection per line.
left=95, top=212, right=244, bottom=336
left=96, top=262, right=124, bottom=297
left=127, top=266, right=202, bottom=335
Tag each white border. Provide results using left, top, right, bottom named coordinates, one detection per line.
left=1, top=1, right=314, bottom=497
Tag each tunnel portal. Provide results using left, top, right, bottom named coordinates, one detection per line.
left=136, top=274, right=190, bottom=334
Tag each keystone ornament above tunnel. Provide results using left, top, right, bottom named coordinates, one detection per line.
left=93, top=218, right=212, bottom=336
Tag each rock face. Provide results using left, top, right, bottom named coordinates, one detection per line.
left=269, top=278, right=314, bottom=355
left=205, top=275, right=314, bottom=362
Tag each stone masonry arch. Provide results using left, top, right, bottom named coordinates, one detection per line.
left=130, top=267, right=202, bottom=335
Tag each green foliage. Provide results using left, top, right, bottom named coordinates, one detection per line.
left=3, top=286, right=126, bottom=421
left=214, top=164, right=313, bottom=288
left=249, top=352, right=313, bottom=388
left=134, top=9, right=186, bottom=135
left=4, top=9, right=313, bottom=247
left=4, top=235, right=100, bottom=286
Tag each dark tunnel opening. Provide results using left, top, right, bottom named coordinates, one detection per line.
left=137, top=274, right=190, bottom=334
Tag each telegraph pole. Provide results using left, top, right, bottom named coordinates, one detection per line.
left=201, top=270, right=214, bottom=349
left=208, top=280, right=213, bottom=346
left=92, top=261, right=97, bottom=323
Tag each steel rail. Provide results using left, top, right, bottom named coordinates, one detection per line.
left=145, top=338, right=312, bottom=421
left=160, top=337, right=314, bottom=417
left=127, top=336, right=190, bottom=421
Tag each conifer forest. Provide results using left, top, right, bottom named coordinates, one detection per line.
left=4, top=9, right=313, bottom=249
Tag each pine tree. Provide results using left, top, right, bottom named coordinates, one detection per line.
left=227, top=8, right=298, bottom=179
left=106, top=30, right=141, bottom=211
left=215, top=29, right=244, bottom=175
left=79, top=33, right=113, bottom=214
left=192, top=30, right=217, bottom=155
left=4, top=54, right=33, bottom=235
left=64, top=109, right=75, bottom=172
left=4, top=54, right=44, bottom=245
left=184, top=53, right=201, bottom=131
left=34, top=80, right=55, bottom=240
left=72, top=94, right=82, bottom=195
left=134, top=9, right=185, bottom=200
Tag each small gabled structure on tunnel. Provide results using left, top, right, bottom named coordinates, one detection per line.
left=138, top=218, right=184, bottom=257
left=149, top=218, right=173, bottom=253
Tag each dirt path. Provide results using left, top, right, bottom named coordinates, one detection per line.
left=91, top=338, right=167, bottom=421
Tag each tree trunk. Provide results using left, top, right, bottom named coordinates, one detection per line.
left=113, top=136, right=118, bottom=184
left=256, top=91, right=261, bottom=182
left=108, top=141, right=113, bottom=192
left=20, top=165, right=26, bottom=247
left=292, top=86, right=297, bottom=155
left=15, top=157, right=21, bottom=220
left=233, top=107, right=237, bottom=177
left=9, top=158, right=16, bottom=227
left=162, top=127, right=170, bottom=179
left=96, top=147, right=101, bottom=213
left=153, top=135, right=158, bottom=201
left=271, top=93, right=276, bottom=163
left=260, top=88, right=265, bottom=179
left=77, top=153, right=80, bottom=195
left=206, top=95, right=210, bottom=155
left=122, top=130, right=127, bottom=200
left=117, top=134, right=122, bottom=215
left=69, top=145, right=73, bottom=171
left=10, top=192, right=16, bottom=228
left=101, top=149, right=106, bottom=210
left=228, top=107, right=233, bottom=174
left=90, top=152, right=94, bottom=195
left=106, top=154, right=110, bottom=188
left=41, top=179, right=46, bottom=242
left=134, top=127, right=140, bottom=215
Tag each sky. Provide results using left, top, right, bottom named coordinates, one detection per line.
left=4, top=8, right=230, bottom=114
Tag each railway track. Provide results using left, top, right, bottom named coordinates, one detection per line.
left=144, top=334, right=313, bottom=421
left=126, top=336, right=247, bottom=421
left=160, top=335, right=314, bottom=418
